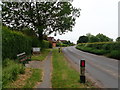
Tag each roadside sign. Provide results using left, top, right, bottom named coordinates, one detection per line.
left=32, top=47, right=40, bottom=54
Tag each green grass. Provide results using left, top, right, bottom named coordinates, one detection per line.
left=3, top=68, right=42, bottom=88
left=52, top=49, right=95, bottom=88
left=31, top=49, right=51, bottom=61
left=2, top=59, right=25, bottom=88
left=23, top=68, right=42, bottom=88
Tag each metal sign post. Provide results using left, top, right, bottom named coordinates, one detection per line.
left=80, top=59, right=86, bottom=83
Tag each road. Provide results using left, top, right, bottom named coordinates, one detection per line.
left=62, top=46, right=118, bottom=88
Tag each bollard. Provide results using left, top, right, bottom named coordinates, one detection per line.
left=80, top=59, right=86, bottom=83
left=58, top=47, right=60, bottom=53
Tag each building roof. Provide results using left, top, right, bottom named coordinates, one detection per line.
left=47, top=37, right=56, bottom=42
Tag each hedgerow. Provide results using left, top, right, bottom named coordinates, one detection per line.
left=2, top=26, right=32, bottom=60
left=76, top=42, right=120, bottom=60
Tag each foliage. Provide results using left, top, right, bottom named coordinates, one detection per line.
left=96, top=33, right=113, bottom=42
left=42, top=40, right=50, bottom=49
left=77, top=33, right=113, bottom=43
left=57, top=40, right=74, bottom=47
left=2, top=59, right=25, bottom=88
left=89, top=35, right=99, bottom=42
left=31, top=37, right=41, bottom=47
left=107, top=50, right=120, bottom=59
left=2, top=2, right=80, bottom=40
left=2, top=26, right=32, bottom=60
left=22, top=28, right=37, bottom=37
left=76, top=42, right=120, bottom=60
left=77, top=36, right=88, bottom=44
left=49, top=42, right=52, bottom=48
left=116, top=37, right=120, bottom=42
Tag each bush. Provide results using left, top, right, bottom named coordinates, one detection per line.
left=2, top=59, right=25, bottom=87
left=2, top=26, right=32, bottom=60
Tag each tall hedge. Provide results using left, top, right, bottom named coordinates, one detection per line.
left=2, top=26, right=32, bottom=60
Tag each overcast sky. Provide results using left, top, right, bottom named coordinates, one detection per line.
left=50, top=0, right=119, bottom=43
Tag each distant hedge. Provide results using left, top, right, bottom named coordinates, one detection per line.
left=76, top=42, right=120, bottom=60
left=2, top=26, right=32, bottom=60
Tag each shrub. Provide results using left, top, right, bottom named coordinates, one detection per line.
left=2, top=26, right=32, bottom=60
left=2, top=59, right=25, bottom=87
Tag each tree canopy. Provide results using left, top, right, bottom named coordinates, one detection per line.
left=116, top=37, right=120, bottom=42
left=77, top=33, right=113, bottom=43
left=2, top=2, right=80, bottom=40
left=77, top=36, right=88, bottom=44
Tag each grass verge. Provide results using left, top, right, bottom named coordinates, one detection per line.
left=31, top=49, right=51, bottom=61
left=23, top=68, right=42, bottom=88
left=52, top=49, right=95, bottom=88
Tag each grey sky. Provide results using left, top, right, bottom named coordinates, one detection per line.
left=50, top=0, right=119, bottom=43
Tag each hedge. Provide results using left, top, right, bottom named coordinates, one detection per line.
left=2, top=26, right=51, bottom=60
left=2, top=26, right=32, bottom=60
left=76, top=42, right=120, bottom=60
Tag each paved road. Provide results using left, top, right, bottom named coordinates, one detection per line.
left=62, top=46, right=118, bottom=88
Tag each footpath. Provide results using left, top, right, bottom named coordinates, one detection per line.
left=25, top=51, right=52, bottom=88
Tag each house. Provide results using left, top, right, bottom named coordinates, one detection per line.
left=47, top=37, right=57, bottom=47
left=57, top=39, right=67, bottom=43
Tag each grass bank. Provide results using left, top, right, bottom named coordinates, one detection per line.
left=31, top=49, right=51, bottom=61
left=52, top=49, right=95, bottom=88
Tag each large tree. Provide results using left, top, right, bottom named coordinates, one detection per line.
left=2, top=2, right=80, bottom=40
left=96, top=33, right=113, bottom=42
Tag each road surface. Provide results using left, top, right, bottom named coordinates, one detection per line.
left=62, top=46, right=118, bottom=88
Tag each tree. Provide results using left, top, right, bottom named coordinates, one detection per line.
left=96, top=33, right=113, bottom=42
left=77, top=36, right=88, bottom=44
left=2, top=2, right=80, bottom=41
left=89, top=35, right=99, bottom=42
left=116, top=37, right=120, bottom=42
